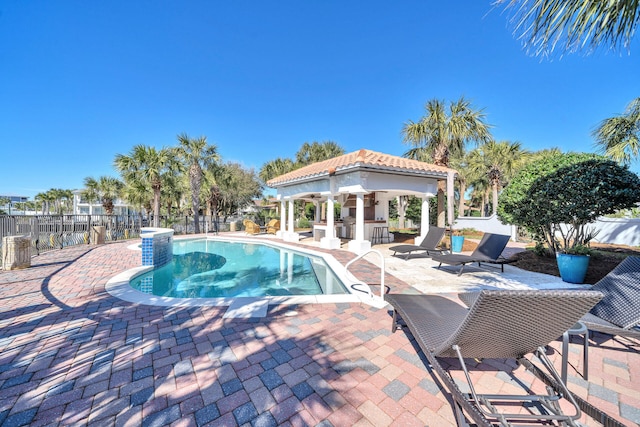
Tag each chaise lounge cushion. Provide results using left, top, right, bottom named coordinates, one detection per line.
left=430, top=233, right=511, bottom=275
left=389, top=226, right=446, bottom=259
left=587, top=256, right=640, bottom=329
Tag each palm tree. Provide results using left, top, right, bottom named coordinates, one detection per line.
left=36, top=191, right=56, bottom=215
left=468, top=140, right=530, bottom=215
left=470, top=178, right=491, bottom=216
left=82, top=176, right=124, bottom=216
left=175, top=133, right=220, bottom=234
left=160, top=166, right=186, bottom=221
left=0, top=196, right=10, bottom=215
left=60, top=189, right=73, bottom=214
left=497, top=0, right=640, bottom=56
left=34, top=193, right=46, bottom=215
left=449, top=151, right=473, bottom=217
left=295, top=141, right=345, bottom=166
left=593, top=97, right=640, bottom=165
left=259, top=157, right=296, bottom=183
left=122, top=178, right=152, bottom=216
left=402, top=97, right=492, bottom=226
left=202, top=168, right=219, bottom=216
left=47, top=188, right=73, bottom=215
left=114, top=145, right=178, bottom=228
left=82, top=179, right=100, bottom=215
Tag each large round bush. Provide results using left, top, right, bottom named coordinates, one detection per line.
left=498, top=153, right=640, bottom=254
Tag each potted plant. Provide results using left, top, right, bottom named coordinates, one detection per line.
left=555, top=244, right=593, bottom=284
left=450, top=229, right=465, bottom=253
left=498, top=153, right=640, bottom=284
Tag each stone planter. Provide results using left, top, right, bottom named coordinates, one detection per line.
left=2, top=236, right=31, bottom=270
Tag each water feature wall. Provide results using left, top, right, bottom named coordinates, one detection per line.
left=140, top=227, right=174, bottom=267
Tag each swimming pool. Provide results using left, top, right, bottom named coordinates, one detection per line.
left=129, top=238, right=349, bottom=298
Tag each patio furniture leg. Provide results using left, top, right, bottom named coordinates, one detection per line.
left=457, top=264, right=466, bottom=276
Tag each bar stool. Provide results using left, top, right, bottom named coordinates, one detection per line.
left=372, top=226, right=390, bottom=244
left=561, top=321, right=589, bottom=384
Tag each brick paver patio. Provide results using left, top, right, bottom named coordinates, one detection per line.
left=0, top=237, right=638, bottom=426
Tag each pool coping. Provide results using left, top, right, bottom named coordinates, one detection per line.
left=106, top=235, right=379, bottom=309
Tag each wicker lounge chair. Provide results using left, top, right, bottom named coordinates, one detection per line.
left=243, top=219, right=262, bottom=235
left=385, top=289, right=603, bottom=427
left=266, top=219, right=280, bottom=235
left=431, top=233, right=511, bottom=275
left=580, top=256, right=640, bottom=340
left=389, top=226, right=446, bottom=259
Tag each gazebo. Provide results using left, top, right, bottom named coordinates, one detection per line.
left=266, top=149, right=457, bottom=254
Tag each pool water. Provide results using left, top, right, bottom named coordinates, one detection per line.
left=130, top=238, right=348, bottom=298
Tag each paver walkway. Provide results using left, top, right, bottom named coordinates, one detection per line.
left=0, top=236, right=638, bottom=426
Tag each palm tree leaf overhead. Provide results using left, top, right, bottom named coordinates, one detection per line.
left=497, top=0, right=640, bottom=56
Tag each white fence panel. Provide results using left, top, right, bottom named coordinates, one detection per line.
left=452, top=215, right=517, bottom=240
left=590, top=218, right=640, bottom=247
left=456, top=215, right=640, bottom=247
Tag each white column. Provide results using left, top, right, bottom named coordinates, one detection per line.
left=418, top=195, right=432, bottom=246
left=348, top=192, right=371, bottom=254
left=320, top=196, right=341, bottom=249
left=287, top=251, right=294, bottom=284
left=326, top=197, right=335, bottom=238
left=314, top=202, right=321, bottom=223
left=276, top=200, right=286, bottom=238
left=279, top=249, right=286, bottom=278
left=288, top=200, right=295, bottom=233
left=355, top=193, right=365, bottom=241
left=284, top=199, right=299, bottom=242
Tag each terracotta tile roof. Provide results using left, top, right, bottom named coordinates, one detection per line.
left=266, top=149, right=456, bottom=186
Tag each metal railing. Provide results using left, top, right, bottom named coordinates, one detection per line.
left=0, top=214, right=245, bottom=255
left=0, top=214, right=144, bottom=255
left=345, top=249, right=386, bottom=301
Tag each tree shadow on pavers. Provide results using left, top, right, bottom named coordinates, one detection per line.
left=119, top=303, right=446, bottom=427
left=588, top=331, right=640, bottom=353
left=430, top=264, right=505, bottom=277
left=392, top=314, right=568, bottom=427
left=0, top=246, right=99, bottom=324
left=0, top=241, right=450, bottom=427
left=0, top=295, right=415, bottom=425
left=0, top=245, right=152, bottom=419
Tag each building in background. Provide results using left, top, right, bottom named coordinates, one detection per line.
left=0, top=194, right=29, bottom=215
left=72, top=190, right=133, bottom=216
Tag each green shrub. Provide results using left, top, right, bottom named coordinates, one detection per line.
left=498, top=153, right=640, bottom=254
left=298, top=217, right=310, bottom=228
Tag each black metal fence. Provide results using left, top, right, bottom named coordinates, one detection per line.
left=0, top=214, right=144, bottom=255
left=0, top=214, right=241, bottom=255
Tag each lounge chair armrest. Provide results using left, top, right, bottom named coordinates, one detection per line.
left=458, top=291, right=480, bottom=308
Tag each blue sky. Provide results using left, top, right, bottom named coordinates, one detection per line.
left=1, top=1, right=639, bottom=199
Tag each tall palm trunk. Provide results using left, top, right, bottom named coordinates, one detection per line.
left=190, top=164, right=202, bottom=234
left=434, top=146, right=449, bottom=228
left=396, top=196, right=408, bottom=229
left=436, top=186, right=445, bottom=227
left=152, top=182, right=161, bottom=228
left=492, top=181, right=499, bottom=215
left=458, top=181, right=466, bottom=217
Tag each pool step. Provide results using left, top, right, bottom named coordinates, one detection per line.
left=223, top=298, right=269, bottom=318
